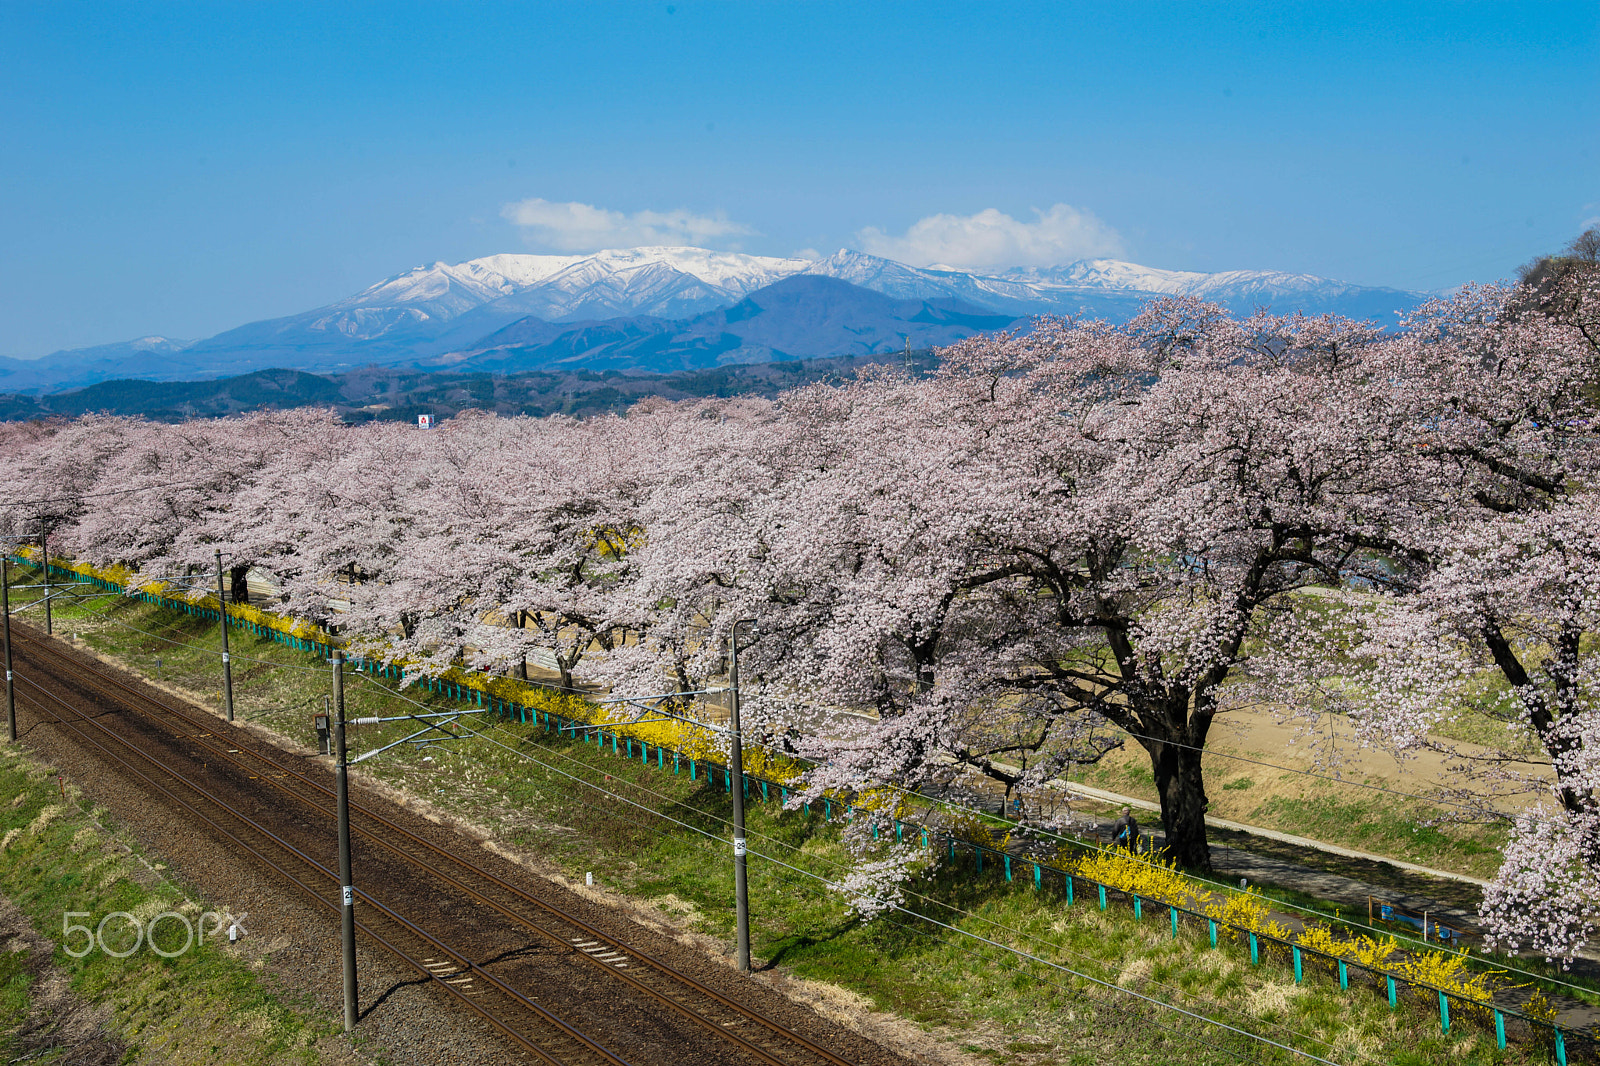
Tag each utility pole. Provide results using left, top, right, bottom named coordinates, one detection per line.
left=4, top=556, right=15, bottom=743
left=39, top=518, right=51, bottom=637
left=728, top=620, right=756, bottom=973
left=215, top=550, right=234, bottom=722
left=333, top=650, right=358, bottom=1030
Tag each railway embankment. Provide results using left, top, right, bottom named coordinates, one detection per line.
left=0, top=738, right=356, bottom=1065
left=6, top=621, right=919, bottom=1066
left=4, top=572, right=1593, bottom=1064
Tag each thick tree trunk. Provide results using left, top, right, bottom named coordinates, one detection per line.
left=229, top=565, right=250, bottom=605
left=1150, top=739, right=1212, bottom=871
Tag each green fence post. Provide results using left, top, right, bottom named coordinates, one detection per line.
left=1170, top=906, right=1178, bottom=939
left=763, top=781, right=770, bottom=802
left=1493, top=1011, right=1504, bottom=1050
left=658, top=748, right=664, bottom=769
left=1249, top=934, right=1259, bottom=965
left=1293, top=946, right=1302, bottom=983
left=1208, top=919, right=1217, bottom=947
left=1386, top=975, right=1397, bottom=1009
left=824, top=798, right=831, bottom=820
left=1098, top=885, right=1107, bottom=911
left=1035, top=863, right=1042, bottom=890
left=1004, top=855, right=1012, bottom=882
left=690, top=759, right=696, bottom=781
left=1133, top=895, right=1142, bottom=920
left=948, top=838, right=954, bottom=862
left=1065, top=874, right=1074, bottom=905
left=1555, top=1028, right=1566, bottom=1066
left=975, top=847, right=983, bottom=874
left=1338, top=960, right=1348, bottom=989
left=921, top=828, right=928, bottom=848
left=1438, top=991, right=1449, bottom=1034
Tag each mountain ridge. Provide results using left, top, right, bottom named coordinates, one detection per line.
left=5, top=247, right=1429, bottom=394
left=446, top=274, right=1021, bottom=374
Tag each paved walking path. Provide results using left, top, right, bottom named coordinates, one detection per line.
left=1055, top=779, right=1490, bottom=885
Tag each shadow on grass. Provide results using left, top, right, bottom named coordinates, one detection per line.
left=759, top=918, right=860, bottom=971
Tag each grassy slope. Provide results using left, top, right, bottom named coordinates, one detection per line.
left=3, top=573, right=1561, bottom=1066
left=0, top=742, right=347, bottom=1064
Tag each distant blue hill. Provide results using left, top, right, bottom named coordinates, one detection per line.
left=440, top=275, right=1020, bottom=373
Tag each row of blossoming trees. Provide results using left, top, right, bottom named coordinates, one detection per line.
left=2, top=264, right=1597, bottom=958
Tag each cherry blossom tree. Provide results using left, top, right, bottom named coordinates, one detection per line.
left=0, top=415, right=150, bottom=562
left=614, top=302, right=1416, bottom=870
left=343, top=410, right=646, bottom=691
left=1338, top=274, right=1600, bottom=960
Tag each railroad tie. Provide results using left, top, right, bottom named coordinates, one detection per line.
left=569, top=936, right=630, bottom=968
left=420, top=957, right=479, bottom=993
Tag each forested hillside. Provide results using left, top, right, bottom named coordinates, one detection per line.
left=0, top=352, right=927, bottom=423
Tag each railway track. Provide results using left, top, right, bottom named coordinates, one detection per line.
left=8, top=625, right=879, bottom=1066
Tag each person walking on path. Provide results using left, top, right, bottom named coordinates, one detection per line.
left=1111, top=806, right=1141, bottom=851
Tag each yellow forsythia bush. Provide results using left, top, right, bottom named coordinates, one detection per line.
left=1392, top=945, right=1499, bottom=1005
left=1207, top=886, right=1272, bottom=931
left=943, top=809, right=1007, bottom=850
left=1074, top=847, right=1206, bottom=908
left=854, top=786, right=918, bottom=821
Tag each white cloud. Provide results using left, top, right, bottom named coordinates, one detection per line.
left=500, top=197, right=758, bottom=252
left=855, top=204, right=1125, bottom=271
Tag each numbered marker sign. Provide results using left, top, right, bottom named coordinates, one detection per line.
left=417, top=414, right=433, bottom=429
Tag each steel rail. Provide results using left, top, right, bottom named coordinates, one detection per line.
left=7, top=660, right=633, bottom=1066
left=15, top=628, right=859, bottom=1066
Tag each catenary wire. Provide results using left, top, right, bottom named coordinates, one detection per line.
left=450, top=718, right=1365, bottom=1061
left=9, top=475, right=231, bottom=509
left=461, top=712, right=1599, bottom=1005
left=444, top=721, right=1351, bottom=1066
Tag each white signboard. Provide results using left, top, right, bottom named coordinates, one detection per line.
left=417, top=414, right=433, bottom=429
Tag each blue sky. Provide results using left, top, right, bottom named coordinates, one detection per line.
left=2, top=1, right=1595, bottom=357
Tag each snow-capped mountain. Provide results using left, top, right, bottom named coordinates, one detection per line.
left=348, top=247, right=814, bottom=327
left=200, top=246, right=1422, bottom=353
left=1001, top=259, right=1408, bottom=308
left=8, top=248, right=1428, bottom=394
